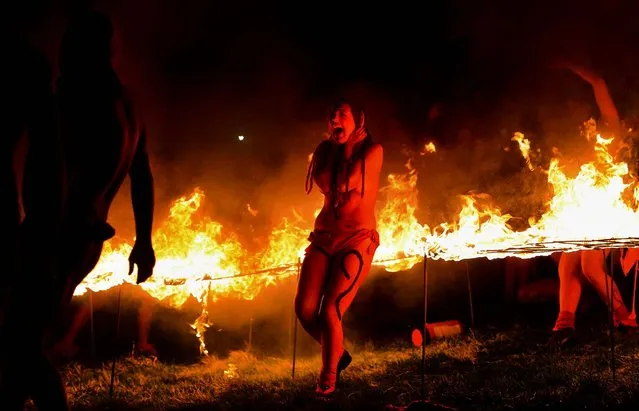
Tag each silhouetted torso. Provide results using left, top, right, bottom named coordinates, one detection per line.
left=56, top=72, right=142, bottom=227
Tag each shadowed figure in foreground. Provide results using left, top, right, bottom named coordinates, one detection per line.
left=54, top=9, right=157, bottom=319
left=297, top=99, right=384, bottom=396
left=0, top=30, right=65, bottom=410
left=2, top=9, right=157, bottom=410
left=549, top=62, right=639, bottom=348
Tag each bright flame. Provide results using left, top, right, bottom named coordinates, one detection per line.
left=512, top=132, right=534, bottom=171
left=420, top=142, right=437, bottom=155
left=246, top=204, right=258, bottom=217
left=223, top=363, right=238, bottom=379
left=76, top=119, right=638, bottom=354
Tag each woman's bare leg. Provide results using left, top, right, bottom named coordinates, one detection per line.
left=318, top=239, right=377, bottom=391
left=294, top=246, right=331, bottom=343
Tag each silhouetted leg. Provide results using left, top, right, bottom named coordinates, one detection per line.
left=58, top=239, right=104, bottom=319
left=0, top=288, right=68, bottom=411
left=136, top=298, right=157, bottom=356
left=49, top=297, right=98, bottom=359
left=1, top=351, right=68, bottom=411
left=22, top=237, right=104, bottom=409
left=28, top=354, right=69, bottom=411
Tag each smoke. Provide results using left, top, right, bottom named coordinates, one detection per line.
left=21, top=1, right=639, bottom=359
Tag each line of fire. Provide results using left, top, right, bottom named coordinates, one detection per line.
left=75, top=120, right=638, bottom=356
left=5, top=3, right=639, bottom=410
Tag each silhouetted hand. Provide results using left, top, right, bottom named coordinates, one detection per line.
left=128, top=240, right=156, bottom=284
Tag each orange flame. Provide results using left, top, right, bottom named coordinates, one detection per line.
left=420, top=142, right=437, bottom=155
left=75, top=120, right=638, bottom=353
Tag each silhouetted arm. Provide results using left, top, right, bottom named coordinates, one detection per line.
left=129, top=127, right=154, bottom=245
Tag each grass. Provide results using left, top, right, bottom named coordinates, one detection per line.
left=28, top=327, right=639, bottom=410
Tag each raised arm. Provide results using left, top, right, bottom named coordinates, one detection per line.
left=558, top=62, right=621, bottom=136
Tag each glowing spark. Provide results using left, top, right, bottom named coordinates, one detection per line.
left=512, top=132, right=534, bottom=171
left=247, top=204, right=258, bottom=217
left=420, top=142, right=436, bottom=155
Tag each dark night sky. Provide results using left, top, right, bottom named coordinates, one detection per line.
left=9, top=0, right=639, bottom=239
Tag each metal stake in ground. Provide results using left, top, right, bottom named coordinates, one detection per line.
left=630, top=263, right=638, bottom=321
left=386, top=251, right=457, bottom=410
left=608, top=250, right=616, bottom=381
left=291, top=258, right=301, bottom=379
left=465, top=262, right=476, bottom=338
left=109, top=283, right=124, bottom=398
left=603, top=250, right=616, bottom=382
left=89, top=290, right=96, bottom=360
left=421, top=251, right=428, bottom=398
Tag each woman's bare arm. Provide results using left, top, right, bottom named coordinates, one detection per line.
left=558, top=62, right=621, bottom=135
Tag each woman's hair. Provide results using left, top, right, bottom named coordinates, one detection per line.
left=326, top=98, right=364, bottom=125
left=306, top=98, right=374, bottom=200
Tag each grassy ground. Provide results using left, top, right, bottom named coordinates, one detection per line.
left=30, top=326, right=639, bottom=411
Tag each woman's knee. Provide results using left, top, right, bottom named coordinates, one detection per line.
left=294, top=295, right=317, bottom=324
left=580, top=250, right=606, bottom=278
left=558, top=252, right=581, bottom=278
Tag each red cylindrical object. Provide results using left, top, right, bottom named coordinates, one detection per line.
left=411, top=320, right=463, bottom=346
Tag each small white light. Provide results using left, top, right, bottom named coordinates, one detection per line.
left=238, top=135, right=245, bottom=141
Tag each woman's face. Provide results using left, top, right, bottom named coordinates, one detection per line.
left=328, top=103, right=356, bottom=144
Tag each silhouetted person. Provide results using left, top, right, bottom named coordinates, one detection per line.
left=0, top=30, right=66, bottom=410
left=54, top=10, right=156, bottom=320
left=3, top=9, right=157, bottom=410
